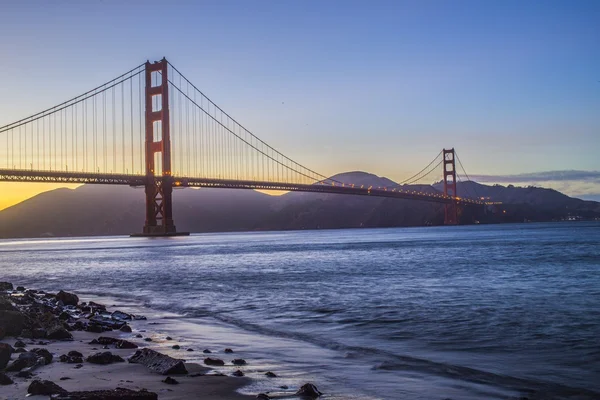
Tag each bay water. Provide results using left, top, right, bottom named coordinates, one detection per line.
left=0, top=222, right=598, bottom=399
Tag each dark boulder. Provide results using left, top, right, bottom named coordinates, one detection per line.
left=68, top=350, right=83, bottom=358
left=116, top=339, right=138, bottom=349
left=52, top=388, right=158, bottom=399
left=0, top=372, right=13, bottom=385
left=0, top=310, right=27, bottom=336
left=14, top=340, right=26, bottom=348
left=204, top=357, right=225, bottom=366
left=6, top=351, right=39, bottom=372
left=60, top=354, right=84, bottom=364
left=232, top=358, right=247, bottom=366
left=31, top=348, right=53, bottom=364
left=16, top=286, right=25, bottom=292
left=0, top=282, right=13, bottom=291
left=97, top=336, right=119, bottom=345
left=47, top=325, right=73, bottom=340
left=172, top=345, right=180, bottom=350
left=111, top=310, right=132, bottom=320
left=88, top=301, right=107, bottom=311
left=86, top=351, right=125, bottom=365
left=224, top=348, right=234, bottom=353
left=265, top=371, right=277, bottom=378
left=86, top=324, right=104, bottom=333
left=128, top=348, right=188, bottom=375
left=0, top=297, right=16, bottom=311
left=256, top=394, right=271, bottom=400
left=120, top=325, right=132, bottom=333
left=232, top=369, right=245, bottom=377
left=296, top=383, right=323, bottom=398
left=28, top=379, right=68, bottom=395
left=56, top=290, right=79, bottom=306
left=162, top=376, right=179, bottom=384
left=0, top=343, right=13, bottom=369
left=203, top=349, right=212, bottom=354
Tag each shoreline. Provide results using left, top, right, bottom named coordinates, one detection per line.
left=0, top=282, right=323, bottom=400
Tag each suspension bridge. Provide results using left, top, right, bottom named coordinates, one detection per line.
left=0, top=58, right=484, bottom=236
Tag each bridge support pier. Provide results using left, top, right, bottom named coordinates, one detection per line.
left=443, top=148, right=458, bottom=225
left=132, top=58, right=188, bottom=237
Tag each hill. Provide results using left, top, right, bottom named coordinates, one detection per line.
left=0, top=172, right=598, bottom=238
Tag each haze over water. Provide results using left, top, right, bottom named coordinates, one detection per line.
left=1, top=222, right=599, bottom=399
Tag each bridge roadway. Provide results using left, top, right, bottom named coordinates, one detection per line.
left=0, top=169, right=484, bottom=206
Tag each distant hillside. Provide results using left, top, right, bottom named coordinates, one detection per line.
left=0, top=172, right=598, bottom=238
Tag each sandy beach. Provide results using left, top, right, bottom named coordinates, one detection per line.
left=0, top=282, right=321, bottom=400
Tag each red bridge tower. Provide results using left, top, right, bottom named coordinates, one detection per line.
left=443, top=148, right=458, bottom=225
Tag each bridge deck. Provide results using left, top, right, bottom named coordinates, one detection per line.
left=0, top=169, right=484, bottom=206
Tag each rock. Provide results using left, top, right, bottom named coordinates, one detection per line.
left=224, top=348, right=234, bottom=353
left=47, top=325, right=73, bottom=340
left=88, top=315, right=124, bottom=330
left=135, top=334, right=143, bottom=338
left=280, top=385, right=289, bottom=389
left=232, top=358, right=247, bottom=366
left=6, top=351, right=39, bottom=371
left=256, top=394, right=271, bottom=400
left=165, top=336, right=172, bottom=340
left=0, top=372, right=14, bottom=385
left=119, top=325, right=132, bottom=333
left=232, top=369, right=245, bottom=377
left=16, top=370, right=33, bottom=378
left=33, top=328, right=47, bottom=339
left=265, top=371, right=277, bottom=378
left=15, top=347, right=26, bottom=353
left=16, top=286, right=25, bottom=292
left=186, top=348, right=194, bottom=352
left=60, top=354, right=84, bottom=364
left=0, top=282, right=13, bottom=291
left=162, top=376, right=179, bottom=384
left=116, top=339, right=138, bottom=349
left=296, top=383, right=323, bottom=398
left=60, top=377, right=71, bottom=380
left=204, top=357, right=225, bottom=366
left=86, top=352, right=125, bottom=365
left=203, top=349, right=212, bottom=353
left=0, top=297, right=15, bottom=311
left=0, top=343, right=13, bottom=369
left=31, top=348, right=53, bottom=364
left=86, top=324, right=103, bottom=333
left=14, top=340, right=26, bottom=348
left=97, top=336, right=119, bottom=345
left=28, top=379, right=68, bottom=395
left=172, top=345, right=180, bottom=350
left=68, top=350, right=83, bottom=358
left=0, top=310, right=26, bottom=336
left=56, top=290, right=79, bottom=306
left=144, top=337, right=153, bottom=342
left=53, top=388, right=158, bottom=399
left=111, top=310, right=132, bottom=320
left=59, top=311, right=71, bottom=320
left=128, top=348, right=188, bottom=375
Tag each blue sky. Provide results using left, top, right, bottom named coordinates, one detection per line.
left=0, top=0, right=599, bottom=201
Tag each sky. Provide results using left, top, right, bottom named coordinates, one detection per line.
left=0, top=0, right=599, bottom=209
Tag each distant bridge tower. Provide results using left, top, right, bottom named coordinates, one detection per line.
left=136, top=58, right=187, bottom=236
left=443, top=148, right=458, bottom=225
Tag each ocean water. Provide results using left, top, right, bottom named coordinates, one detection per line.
left=0, top=222, right=599, bottom=399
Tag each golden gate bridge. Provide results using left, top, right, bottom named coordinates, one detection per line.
left=0, top=58, right=484, bottom=236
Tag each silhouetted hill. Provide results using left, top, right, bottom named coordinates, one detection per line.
left=0, top=172, right=598, bottom=238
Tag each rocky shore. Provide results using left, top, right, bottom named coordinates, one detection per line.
left=0, top=282, right=323, bottom=399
